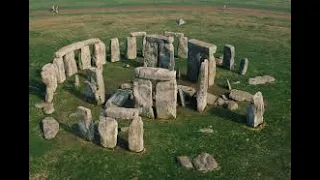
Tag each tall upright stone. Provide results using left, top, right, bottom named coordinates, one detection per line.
left=133, top=79, right=154, bottom=119
left=88, top=67, right=105, bottom=105
left=79, top=45, right=91, bottom=70
left=178, top=36, right=188, bottom=58
left=158, top=37, right=175, bottom=70
left=208, top=57, right=216, bottom=86
left=98, top=117, right=118, bottom=148
left=126, top=36, right=137, bottom=59
left=223, top=44, right=235, bottom=70
left=197, top=59, right=208, bottom=112
left=105, top=89, right=132, bottom=108
left=53, top=57, right=66, bottom=84
left=128, top=116, right=144, bottom=153
left=142, top=35, right=146, bottom=57
left=130, top=31, right=147, bottom=58
left=144, top=36, right=159, bottom=67
left=239, top=58, right=249, bottom=75
left=110, top=38, right=120, bottom=62
left=77, top=106, right=94, bottom=141
left=63, top=51, right=78, bottom=77
left=93, top=42, right=106, bottom=67
left=41, top=63, right=58, bottom=103
left=155, top=79, right=177, bottom=119
left=247, top=92, right=265, bottom=128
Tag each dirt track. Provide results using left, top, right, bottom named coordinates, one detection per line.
left=29, top=5, right=291, bottom=20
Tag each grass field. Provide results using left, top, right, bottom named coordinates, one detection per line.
left=29, top=0, right=291, bottom=179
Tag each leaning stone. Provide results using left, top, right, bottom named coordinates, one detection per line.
left=223, top=44, right=235, bottom=70
left=105, top=107, right=139, bottom=120
left=98, top=117, right=118, bottom=148
left=63, top=51, right=78, bottom=77
left=248, top=75, right=275, bottom=85
left=128, top=116, right=144, bottom=152
left=227, top=101, right=239, bottom=111
left=134, top=67, right=176, bottom=81
left=193, top=153, right=218, bottom=173
left=178, top=88, right=186, bottom=107
left=120, top=83, right=133, bottom=90
left=229, top=89, right=253, bottom=102
left=127, top=36, right=137, bottom=60
left=43, top=103, right=55, bottom=114
left=178, top=36, right=188, bottom=58
left=105, top=89, right=132, bottom=108
left=177, top=156, right=193, bottom=169
left=110, top=38, right=120, bottom=62
left=93, top=42, right=106, bottom=66
left=178, top=85, right=196, bottom=97
left=53, top=57, right=66, bottom=84
left=130, top=31, right=147, bottom=37
left=197, top=60, right=208, bottom=112
left=155, top=80, right=177, bottom=119
left=227, top=79, right=232, bottom=90
left=88, top=67, right=105, bottom=105
left=239, top=58, right=249, bottom=75
left=207, top=93, right=218, bottom=105
left=42, top=117, right=59, bottom=139
left=77, top=106, right=94, bottom=141
left=247, top=91, right=265, bottom=127
left=79, top=45, right=92, bottom=70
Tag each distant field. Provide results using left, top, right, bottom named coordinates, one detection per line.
left=29, top=1, right=291, bottom=179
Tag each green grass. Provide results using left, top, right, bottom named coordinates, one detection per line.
left=29, top=1, right=291, bottom=179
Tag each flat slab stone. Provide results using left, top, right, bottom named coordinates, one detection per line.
left=193, top=153, right=219, bottom=173
left=105, top=107, right=139, bottom=120
left=248, top=75, right=275, bottom=85
left=134, top=67, right=176, bottom=81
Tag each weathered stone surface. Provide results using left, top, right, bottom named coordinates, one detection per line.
left=42, top=117, right=59, bottom=139
left=143, top=37, right=158, bottom=67
left=178, top=85, right=196, bottom=97
left=98, top=117, right=118, bottom=148
left=216, top=97, right=226, bottom=106
left=223, top=44, right=235, bottom=70
left=199, top=128, right=214, bottom=134
left=164, top=31, right=184, bottom=38
left=178, top=88, right=186, bottom=107
left=128, top=116, right=144, bottom=152
left=222, top=94, right=228, bottom=101
left=227, top=79, right=232, bottom=90
left=187, top=39, right=217, bottom=82
left=43, top=103, right=55, bottom=114
left=110, top=38, right=120, bottom=62
left=134, top=67, right=176, bottom=81
left=74, top=74, right=80, bottom=87
left=41, top=63, right=58, bottom=103
left=142, top=35, right=147, bottom=57
left=55, top=38, right=101, bottom=58
left=105, top=89, right=132, bottom=108
left=130, top=31, right=147, bottom=37
left=197, top=60, right=208, bottom=112
left=77, top=106, right=94, bottom=141
left=177, top=156, right=193, bottom=169
left=127, top=36, right=137, bottom=59
left=93, top=42, right=106, bottom=66
left=229, top=89, right=253, bottom=102
left=53, top=57, right=66, bottom=84
left=120, top=83, right=133, bottom=90
left=193, top=153, right=218, bottom=173
left=105, top=107, right=139, bottom=120
left=227, top=101, right=239, bottom=111
left=45, top=87, right=54, bottom=103
left=248, top=75, right=275, bottom=85
left=208, top=57, right=216, bottom=86
left=120, top=126, right=129, bottom=133
left=156, top=80, right=177, bottom=119
left=158, top=40, right=175, bottom=70
left=79, top=45, right=91, bottom=70
left=247, top=92, right=265, bottom=127
left=63, top=51, right=78, bottom=77
left=178, top=36, right=188, bottom=58
left=239, top=58, right=249, bottom=75
left=133, top=79, right=154, bottom=118
left=216, top=57, right=223, bottom=66
left=207, top=93, right=218, bottom=105
left=88, top=67, right=105, bottom=105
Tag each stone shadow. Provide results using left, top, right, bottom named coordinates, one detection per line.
left=208, top=107, right=247, bottom=125
left=29, top=79, right=46, bottom=99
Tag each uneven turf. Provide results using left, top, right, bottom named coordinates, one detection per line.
left=29, top=1, right=291, bottom=179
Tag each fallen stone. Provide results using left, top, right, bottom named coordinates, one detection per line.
left=105, top=89, right=132, bottom=108
left=216, top=97, right=226, bottom=107
left=128, top=116, right=144, bottom=152
left=43, top=103, right=55, bottom=114
left=105, top=107, right=139, bottom=120
left=248, top=75, right=275, bottom=85
left=177, top=156, right=193, bottom=169
left=110, top=38, right=120, bottom=62
left=193, top=153, right=218, bottom=173
left=98, top=117, right=118, bottom=148
left=199, top=128, right=214, bottom=134
left=233, top=81, right=240, bottom=84
left=239, top=58, right=249, bottom=75
left=178, top=85, right=196, bottom=97
left=42, top=117, right=59, bottom=139
left=247, top=91, right=265, bottom=127
left=120, top=83, right=133, bottom=90
left=134, top=67, right=176, bottom=81
left=227, top=101, right=239, bottom=111
left=207, top=93, right=218, bottom=105
left=229, top=89, right=253, bottom=102
left=197, top=59, right=208, bottom=112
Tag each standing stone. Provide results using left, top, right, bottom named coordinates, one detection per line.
left=133, top=79, right=154, bottom=119
left=247, top=92, right=265, bottom=128
left=197, top=60, right=208, bottom=112
left=144, top=38, right=158, bottom=67
left=223, top=44, right=235, bottom=70
left=53, top=57, right=66, bottom=84
left=77, top=106, right=94, bottom=141
left=105, top=89, right=132, bottom=108
left=208, top=57, right=216, bottom=86
left=128, top=116, right=144, bottom=153
left=79, top=45, right=91, bottom=70
left=74, top=74, right=80, bottom=88
left=193, top=153, right=219, bottom=172
left=155, top=80, right=177, bottom=119
left=93, top=42, right=106, bottom=67
left=88, top=67, right=105, bottom=105
left=63, top=51, right=78, bottom=77
left=142, top=35, right=146, bottom=57
left=41, top=63, right=58, bottom=103
left=127, top=36, right=137, bottom=59
left=158, top=39, right=175, bottom=71
left=178, top=36, right=188, bottom=58
left=110, top=38, right=120, bottom=62
left=98, top=117, right=118, bottom=148
left=239, top=58, right=249, bottom=75
left=178, top=88, right=186, bottom=107
left=41, top=117, right=59, bottom=139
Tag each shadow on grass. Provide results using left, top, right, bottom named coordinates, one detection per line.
left=117, top=135, right=129, bottom=150
left=29, top=79, right=46, bottom=99
left=209, top=107, right=247, bottom=125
